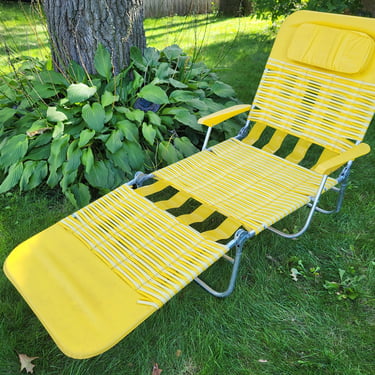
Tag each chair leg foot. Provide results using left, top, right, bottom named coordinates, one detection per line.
left=194, top=239, right=244, bottom=298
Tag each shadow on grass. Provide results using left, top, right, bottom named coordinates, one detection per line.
left=199, top=32, right=274, bottom=102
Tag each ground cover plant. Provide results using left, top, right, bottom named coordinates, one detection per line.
left=0, top=3, right=374, bottom=375
left=0, top=43, right=241, bottom=207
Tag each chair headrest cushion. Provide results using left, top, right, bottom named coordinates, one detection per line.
left=288, top=23, right=375, bottom=74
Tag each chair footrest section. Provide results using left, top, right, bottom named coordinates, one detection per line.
left=3, top=184, right=228, bottom=359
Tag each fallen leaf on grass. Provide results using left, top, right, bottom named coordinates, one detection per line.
left=152, top=363, right=162, bottom=375
left=290, top=267, right=301, bottom=281
left=18, top=353, right=39, bottom=374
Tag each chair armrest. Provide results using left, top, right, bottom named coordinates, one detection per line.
left=314, top=143, right=371, bottom=175
left=198, top=104, right=251, bottom=127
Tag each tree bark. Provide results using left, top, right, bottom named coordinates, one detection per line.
left=42, top=0, right=146, bottom=75
left=219, top=0, right=252, bottom=16
left=361, top=0, right=375, bottom=16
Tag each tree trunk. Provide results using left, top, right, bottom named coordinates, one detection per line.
left=42, top=0, right=146, bottom=75
left=219, top=0, right=252, bottom=16
left=361, top=0, right=375, bottom=16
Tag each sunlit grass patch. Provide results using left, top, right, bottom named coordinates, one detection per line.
left=0, top=3, right=374, bottom=375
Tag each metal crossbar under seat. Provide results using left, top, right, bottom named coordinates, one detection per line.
left=3, top=10, right=375, bottom=359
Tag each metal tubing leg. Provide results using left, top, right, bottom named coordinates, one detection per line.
left=314, top=164, right=352, bottom=214
left=268, top=175, right=329, bottom=239
left=313, top=181, right=348, bottom=214
left=194, top=230, right=252, bottom=298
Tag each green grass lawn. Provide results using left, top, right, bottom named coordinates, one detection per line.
left=0, top=3, right=374, bottom=375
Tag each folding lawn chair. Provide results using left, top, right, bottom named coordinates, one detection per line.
left=4, top=10, right=375, bottom=358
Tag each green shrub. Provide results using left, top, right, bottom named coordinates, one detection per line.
left=252, top=0, right=364, bottom=21
left=0, top=44, right=243, bottom=207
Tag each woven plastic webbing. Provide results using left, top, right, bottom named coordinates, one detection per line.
left=154, top=138, right=337, bottom=233
left=249, top=59, right=375, bottom=153
left=61, top=185, right=227, bottom=308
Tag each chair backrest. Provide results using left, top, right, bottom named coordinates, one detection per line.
left=247, top=11, right=375, bottom=158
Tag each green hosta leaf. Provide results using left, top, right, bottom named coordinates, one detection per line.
left=82, top=102, right=106, bottom=131
left=19, top=160, right=48, bottom=191
left=160, top=115, right=174, bottom=127
left=174, top=137, right=199, bottom=157
left=187, top=98, right=209, bottom=111
left=138, top=84, right=169, bottom=105
left=95, top=133, right=110, bottom=142
left=26, top=119, right=50, bottom=137
left=29, top=132, right=52, bottom=148
left=168, top=78, right=188, bottom=88
left=109, top=145, right=132, bottom=174
left=117, top=120, right=139, bottom=142
left=84, top=160, right=109, bottom=189
left=67, top=83, right=97, bottom=103
left=125, top=109, right=144, bottom=124
left=68, top=61, right=86, bottom=82
left=101, top=90, right=119, bottom=107
left=190, top=62, right=209, bottom=77
left=60, top=161, right=78, bottom=191
left=30, top=82, right=57, bottom=99
left=65, top=183, right=91, bottom=208
left=0, top=84, right=17, bottom=102
left=37, top=70, right=69, bottom=86
left=161, top=107, right=183, bottom=116
left=0, top=107, right=16, bottom=125
left=79, top=129, right=96, bottom=148
left=46, top=168, right=62, bottom=188
left=52, top=122, right=64, bottom=138
left=144, top=47, right=160, bottom=67
left=156, top=62, right=171, bottom=80
left=147, top=111, right=161, bottom=126
left=105, top=109, right=113, bottom=123
left=124, top=141, right=144, bottom=170
left=169, top=90, right=198, bottom=103
left=202, top=98, right=224, bottom=113
left=47, top=106, right=68, bottom=123
left=106, top=129, right=124, bottom=154
left=81, top=147, right=94, bottom=174
left=162, top=45, right=184, bottom=60
left=65, top=140, right=82, bottom=172
left=0, top=134, right=28, bottom=169
left=132, top=71, right=144, bottom=92
left=25, top=144, right=50, bottom=161
left=0, top=162, right=23, bottom=193
left=115, top=106, right=129, bottom=114
left=158, top=141, right=182, bottom=165
left=174, top=109, right=202, bottom=131
left=47, top=134, right=70, bottom=187
left=142, top=123, right=156, bottom=146
left=130, top=46, right=146, bottom=70
left=94, top=43, right=112, bottom=80
left=210, top=81, right=235, bottom=98
left=84, top=160, right=123, bottom=190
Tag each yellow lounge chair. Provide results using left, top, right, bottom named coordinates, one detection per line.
left=4, top=10, right=375, bottom=359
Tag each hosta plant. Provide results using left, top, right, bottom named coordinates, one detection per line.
left=0, top=44, right=243, bottom=207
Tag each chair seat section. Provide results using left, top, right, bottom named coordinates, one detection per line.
left=154, top=138, right=337, bottom=233
left=4, top=184, right=228, bottom=358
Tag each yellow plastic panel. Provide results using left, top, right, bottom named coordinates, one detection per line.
left=198, top=104, right=251, bottom=127
left=4, top=224, right=155, bottom=359
left=288, top=23, right=375, bottom=74
left=313, top=142, right=371, bottom=175
left=270, top=10, right=375, bottom=83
